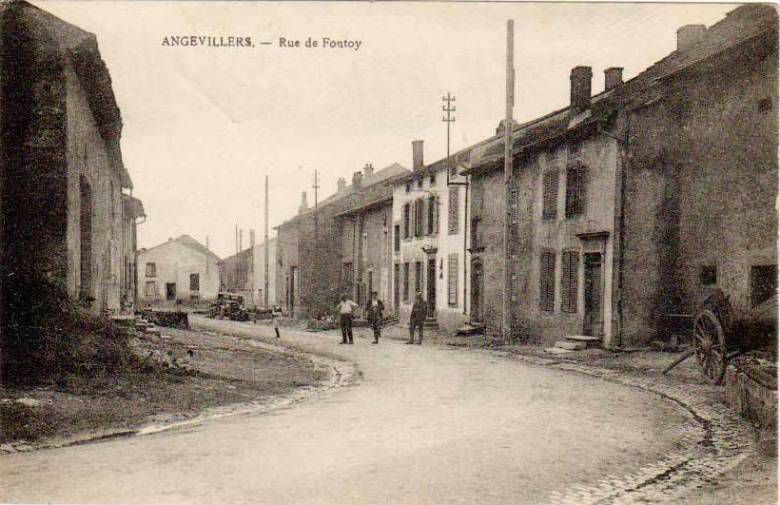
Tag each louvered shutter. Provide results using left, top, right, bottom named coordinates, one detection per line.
left=448, top=254, right=458, bottom=306
left=540, top=251, right=555, bottom=311
left=543, top=171, right=558, bottom=220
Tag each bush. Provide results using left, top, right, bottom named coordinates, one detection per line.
left=1, top=273, right=139, bottom=386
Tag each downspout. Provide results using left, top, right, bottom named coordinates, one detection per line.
left=463, top=174, right=469, bottom=316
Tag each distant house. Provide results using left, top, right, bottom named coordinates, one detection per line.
left=137, top=235, right=221, bottom=306
left=220, top=237, right=277, bottom=309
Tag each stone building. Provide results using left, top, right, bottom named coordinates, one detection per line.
left=275, top=163, right=407, bottom=318
left=466, top=5, right=778, bottom=348
left=0, top=1, right=144, bottom=314
left=137, top=235, right=221, bottom=306
left=220, top=236, right=277, bottom=309
left=121, top=194, right=146, bottom=308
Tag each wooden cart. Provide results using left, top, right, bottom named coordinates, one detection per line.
left=663, top=289, right=777, bottom=385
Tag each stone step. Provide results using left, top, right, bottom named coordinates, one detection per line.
left=564, top=335, right=601, bottom=348
left=555, top=340, right=586, bottom=351
left=544, top=347, right=574, bottom=355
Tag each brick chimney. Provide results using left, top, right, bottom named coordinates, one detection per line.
left=412, top=140, right=424, bottom=172
left=299, top=191, right=308, bottom=214
left=364, top=163, right=374, bottom=178
left=604, top=67, right=623, bottom=91
left=677, top=24, right=706, bottom=51
left=570, top=66, right=592, bottom=117
left=352, top=171, right=363, bottom=189
left=337, top=177, right=346, bottom=193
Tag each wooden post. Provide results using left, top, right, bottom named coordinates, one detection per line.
left=502, top=19, right=515, bottom=344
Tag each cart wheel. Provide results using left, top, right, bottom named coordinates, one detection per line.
left=693, top=309, right=727, bottom=385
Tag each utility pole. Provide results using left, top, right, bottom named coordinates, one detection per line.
left=502, top=19, right=515, bottom=344
left=442, top=92, right=456, bottom=184
left=264, top=175, right=270, bottom=308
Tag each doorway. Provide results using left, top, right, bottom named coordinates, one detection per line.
left=165, top=283, right=177, bottom=301
left=426, top=258, right=436, bottom=318
left=583, top=253, right=603, bottom=337
left=471, top=259, right=483, bottom=324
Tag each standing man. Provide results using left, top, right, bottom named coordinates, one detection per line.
left=336, top=295, right=359, bottom=344
left=408, top=291, right=426, bottom=345
left=365, top=291, right=385, bottom=344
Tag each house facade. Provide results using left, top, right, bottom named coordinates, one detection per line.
left=275, top=163, right=408, bottom=318
left=391, top=141, right=474, bottom=331
left=137, top=235, right=221, bottom=306
left=467, top=4, right=778, bottom=348
left=1, top=1, right=143, bottom=315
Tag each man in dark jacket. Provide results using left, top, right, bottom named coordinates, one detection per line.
left=365, top=291, right=385, bottom=344
left=407, top=291, right=426, bottom=345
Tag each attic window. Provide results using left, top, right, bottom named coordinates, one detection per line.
left=758, top=97, right=773, bottom=113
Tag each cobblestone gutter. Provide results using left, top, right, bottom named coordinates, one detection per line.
left=497, top=351, right=756, bottom=505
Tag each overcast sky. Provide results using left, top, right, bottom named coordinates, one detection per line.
left=34, top=1, right=735, bottom=258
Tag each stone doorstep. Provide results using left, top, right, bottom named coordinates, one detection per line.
left=555, top=340, right=586, bottom=351
left=564, top=334, right=602, bottom=348
left=544, top=347, right=575, bottom=355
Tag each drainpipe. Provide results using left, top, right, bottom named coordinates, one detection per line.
left=462, top=174, right=469, bottom=316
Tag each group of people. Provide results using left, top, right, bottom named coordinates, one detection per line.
left=336, top=291, right=427, bottom=345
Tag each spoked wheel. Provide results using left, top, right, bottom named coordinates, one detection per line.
left=693, top=309, right=727, bottom=385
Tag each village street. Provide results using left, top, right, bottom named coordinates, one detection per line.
left=2, top=316, right=760, bottom=505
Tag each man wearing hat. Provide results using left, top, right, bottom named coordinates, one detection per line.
left=407, top=291, right=427, bottom=345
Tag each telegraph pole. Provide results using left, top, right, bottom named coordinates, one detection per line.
left=442, top=92, right=456, bottom=184
left=264, top=175, right=269, bottom=308
left=502, top=19, right=515, bottom=344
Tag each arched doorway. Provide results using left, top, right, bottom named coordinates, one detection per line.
left=79, top=177, right=93, bottom=301
left=470, top=259, right=483, bottom=324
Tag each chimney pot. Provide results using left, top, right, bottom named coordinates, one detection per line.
left=364, top=163, right=374, bottom=178
left=337, top=177, right=346, bottom=192
left=570, top=66, right=593, bottom=117
left=604, top=67, right=624, bottom=91
left=412, top=140, right=424, bottom=172
left=352, top=171, right=363, bottom=189
left=677, top=24, right=706, bottom=51
left=299, top=191, right=308, bottom=213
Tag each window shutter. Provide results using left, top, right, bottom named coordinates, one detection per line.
left=561, top=251, right=579, bottom=313
left=448, top=254, right=458, bottom=306
left=539, top=251, right=555, bottom=311
left=448, top=187, right=459, bottom=234
left=543, top=171, right=558, bottom=220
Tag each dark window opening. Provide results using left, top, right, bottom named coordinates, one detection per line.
left=146, top=262, right=156, bottom=277
left=403, top=263, right=410, bottom=303
left=190, top=273, right=200, bottom=291
left=470, top=217, right=481, bottom=249
left=166, top=283, right=176, bottom=301
left=758, top=97, right=773, bottom=113
left=405, top=183, right=411, bottom=193
left=403, top=204, right=410, bottom=238
left=700, top=265, right=717, bottom=287
left=751, top=265, right=777, bottom=307
left=414, top=261, right=423, bottom=295
left=394, top=224, right=400, bottom=252
left=417, top=177, right=423, bottom=189
left=427, top=196, right=436, bottom=235
left=430, top=174, right=436, bottom=186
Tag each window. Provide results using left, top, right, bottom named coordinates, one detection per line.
left=414, top=261, right=423, bottom=295
left=394, top=263, right=400, bottom=307
left=405, top=183, right=411, bottom=193
left=751, top=265, right=777, bottom=307
left=146, top=262, right=156, bottom=277
left=561, top=251, right=579, bottom=313
left=448, top=186, right=459, bottom=234
left=417, top=177, right=423, bottom=189
left=565, top=163, right=586, bottom=218
left=367, top=270, right=373, bottom=298
left=403, top=204, right=410, bottom=238
left=190, top=273, right=200, bottom=291
left=145, top=281, right=157, bottom=297
left=700, top=265, right=717, bottom=287
left=429, top=174, right=436, bottom=186
left=394, top=224, right=400, bottom=252
left=543, top=171, right=558, bottom=220
left=448, top=254, right=458, bottom=306
left=403, top=263, right=410, bottom=302
left=427, top=195, right=436, bottom=235
left=539, top=250, right=556, bottom=311
left=758, top=97, right=773, bottom=113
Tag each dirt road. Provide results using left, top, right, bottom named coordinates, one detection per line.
left=0, top=317, right=743, bottom=504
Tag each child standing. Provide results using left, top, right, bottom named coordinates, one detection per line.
left=272, top=307, right=281, bottom=338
